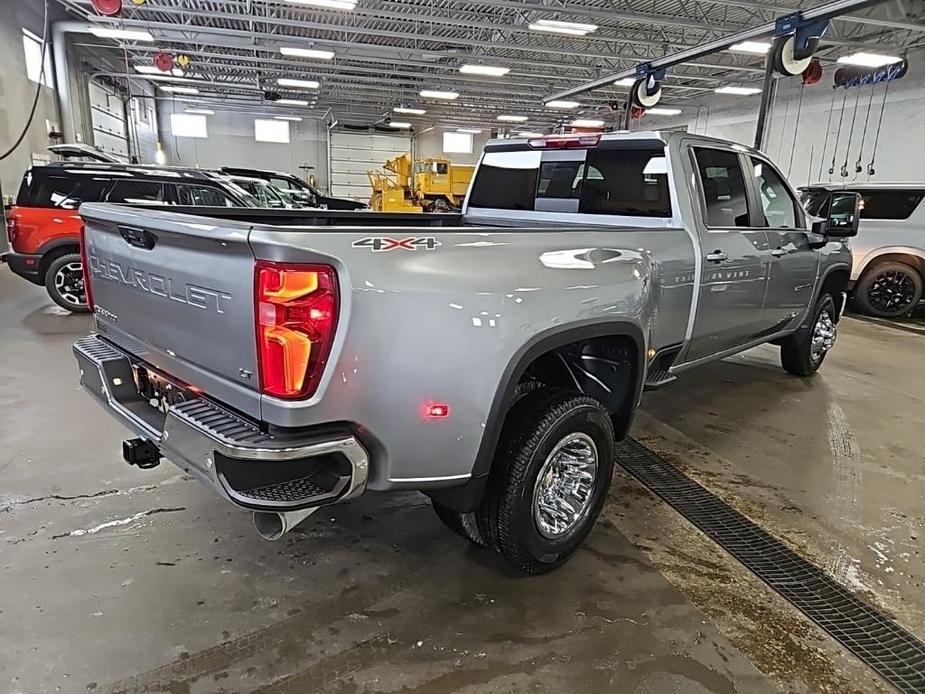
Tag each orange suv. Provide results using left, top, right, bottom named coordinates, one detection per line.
left=7, top=163, right=255, bottom=311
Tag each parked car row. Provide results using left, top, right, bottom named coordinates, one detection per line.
left=5, top=162, right=365, bottom=312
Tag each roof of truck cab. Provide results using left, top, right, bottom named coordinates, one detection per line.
left=801, top=182, right=925, bottom=190
left=483, top=130, right=763, bottom=155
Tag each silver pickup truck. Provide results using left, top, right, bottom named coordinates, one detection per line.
left=73, top=132, right=860, bottom=574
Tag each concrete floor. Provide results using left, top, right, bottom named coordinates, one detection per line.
left=1, top=267, right=921, bottom=694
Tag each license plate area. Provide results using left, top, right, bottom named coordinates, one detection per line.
left=132, top=364, right=193, bottom=415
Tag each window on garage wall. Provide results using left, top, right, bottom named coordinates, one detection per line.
left=255, top=119, right=290, bottom=144
left=170, top=113, right=208, bottom=138
left=443, top=131, right=472, bottom=154
left=22, top=28, right=53, bottom=88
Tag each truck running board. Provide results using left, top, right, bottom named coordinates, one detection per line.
left=643, top=369, right=678, bottom=391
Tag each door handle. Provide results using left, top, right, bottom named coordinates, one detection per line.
left=705, top=250, right=728, bottom=263
left=770, top=247, right=786, bottom=257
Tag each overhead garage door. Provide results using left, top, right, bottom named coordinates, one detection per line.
left=329, top=130, right=411, bottom=201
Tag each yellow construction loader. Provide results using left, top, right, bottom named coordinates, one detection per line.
left=367, top=154, right=475, bottom=213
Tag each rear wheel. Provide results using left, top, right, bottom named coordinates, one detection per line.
left=854, top=261, right=923, bottom=318
left=780, top=293, right=837, bottom=376
left=44, top=253, right=89, bottom=313
left=477, top=389, right=615, bottom=575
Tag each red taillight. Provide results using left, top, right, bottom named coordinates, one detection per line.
left=528, top=134, right=601, bottom=149
left=78, top=223, right=94, bottom=311
left=6, top=212, right=19, bottom=245
left=255, top=261, right=338, bottom=400
left=423, top=402, right=450, bottom=418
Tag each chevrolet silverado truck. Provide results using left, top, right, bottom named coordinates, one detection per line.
left=72, top=132, right=860, bottom=574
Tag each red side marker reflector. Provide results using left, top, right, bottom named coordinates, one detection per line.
left=423, top=402, right=450, bottom=418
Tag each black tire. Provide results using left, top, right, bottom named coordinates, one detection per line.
left=854, top=261, right=923, bottom=318
left=780, top=293, right=837, bottom=376
left=432, top=502, right=487, bottom=546
left=477, top=389, right=615, bottom=575
left=44, top=252, right=90, bottom=313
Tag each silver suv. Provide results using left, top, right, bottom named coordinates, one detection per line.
left=801, top=184, right=925, bottom=318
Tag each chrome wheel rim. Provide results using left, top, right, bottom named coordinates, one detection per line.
left=811, top=309, right=837, bottom=362
left=532, top=432, right=598, bottom=539
left=868, top=270, right=917, bottom=314
left=54, top=261, right=86, bottom=307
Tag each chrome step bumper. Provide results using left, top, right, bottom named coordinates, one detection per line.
left=73, top=334, right=369, bottom=511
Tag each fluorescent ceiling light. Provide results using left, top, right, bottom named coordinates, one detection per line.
left=457, top=128, right=483, bottom=134
left=275, top=115, right=303, bottom=121
left=284, top=0, right=357, bottom=9
left=614, top=77, right=636, bottom=87
left=545, top=100, right=580, bottom=109
left=89, top=27, right=154, bottom=41
left=528, top=19, right=597, bottom=36
left=459, top=64, right=510, bottom=77
left=135, top=64, right=184, bottom=77
left=278, top=78, right=320, bottom=89
left=645, top=107, right=682, bottom=115
left=497, top=115, right=528, bottom=122
left=394, top=106, right=426, bottom=114
left=279, top=46, right=335, bottom=60
left=715, top=86, right=762, bottom=95
left=837, top=52, right=902, bottom=67
left=161, top=85, right=199, bottom=94
left=420, top=89, right=459, bottom=100
left=571, top=118, right=604, bottom=128
left=389, top=121, right=412, bottom=129
left=728, top=41, right=771, bottom=54
left=277, top=98, right=309, bottom=106
left=185, top=108, right=214, bottom=115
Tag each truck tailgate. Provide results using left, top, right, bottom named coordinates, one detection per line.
left=80, top=203, right=262, bottom=419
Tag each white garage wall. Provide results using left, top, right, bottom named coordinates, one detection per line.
left=0, top=0, right=61, bottom=203
left=650, top=48, right=925, bottom=188
left=156, top=105, right=330, bottom=191
left=329, top=130, right=412, bottom=200
left=413, top=128, right=493, bottom=165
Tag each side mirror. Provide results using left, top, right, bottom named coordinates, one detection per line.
left=812, top=191, right=861, bottom=237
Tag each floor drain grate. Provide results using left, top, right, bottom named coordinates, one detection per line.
left=617, top=438, right=925, bottom=693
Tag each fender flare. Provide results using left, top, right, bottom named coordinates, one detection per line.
left=34, top=237, right=82, bottom=279
left=428, top=319, right=646, bottom=512
left=854, top=246, right=925, bottom=280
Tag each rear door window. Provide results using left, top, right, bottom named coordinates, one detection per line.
left=857, top=190, right=924, bottom=220
left=106, top=180, right=166, bottom=205
left=174, top=184, right=239, bottom=207
left=16, top=171, right=111, bottom=209
left=693, top=148, right=751, bottom=227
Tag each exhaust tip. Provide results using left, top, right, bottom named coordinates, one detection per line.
left=252, top=507, right=319, bottom=541
left=253, top=511, right=285, bottom=541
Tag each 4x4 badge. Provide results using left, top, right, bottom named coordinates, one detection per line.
left=352, top=236, right=441, bottom=252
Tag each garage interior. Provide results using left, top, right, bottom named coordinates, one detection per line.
left=2, top=0, right=925, bottom=692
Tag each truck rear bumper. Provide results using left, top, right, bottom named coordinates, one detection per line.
left=73, top=334, right=369, bottom=512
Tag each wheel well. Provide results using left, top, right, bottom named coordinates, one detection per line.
left=820, top=268, right=851, bottom=318
left=517, top=335, right=638, bottom=438
left=37, top=244, right=80, bottom=283
left=858, top=253, right=925, bottom=285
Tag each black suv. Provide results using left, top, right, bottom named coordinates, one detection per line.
left=219, top=167, right=366, bottom=210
